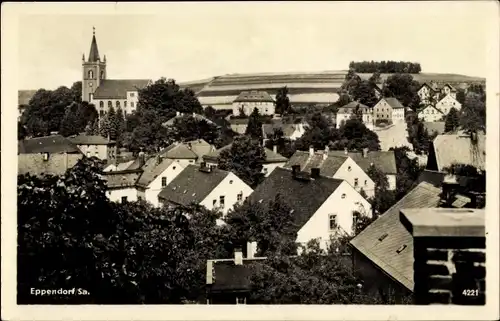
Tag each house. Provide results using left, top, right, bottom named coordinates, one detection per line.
left=18, top=90, right=37, bottom=121
left=440, top=83, right=457, bottom=99
left=327, top=148, right=398, bottom=191
left=426, top=132, right=486, bottom=172
left=422, top=121, right=446, bottom=136
left=435, top=94, right=462, bottom=115
left=135, top=154, right=186, bottom=207
left=227, top=118, right=249, bottom=135
left=68, top=134, right=117, bottom=161
left=206, top=243, right=264, bottom=304
left=284, top=147, right=376, bottom=198
left=158, top=164, right=253, bottom=217
left=372, top=97, right=405, bottom=124
left=417, top=104, right=444, bottom=122
left=159, top=139, right=216, bottom=166
left=101, top=169, right=142, bottom=203
left=418, top=82, right=457, bottom=105
left=232, top=91, right=275, bottom=116
left=262, top=122, right=306, bottom=142
left=162, top=111, right=218, bottom=127
left=18, top=135, right=84, bottom=177
left=202, top=144, right=288, bottom=177
left=103, top=159, right=137, bottom=172
left=349, top=181, right=444, bottom=302
left=248, top=167, right=372, bottom=250
left=335, top=101, right=373, bottom=129
left=81, top=28, right=151, bottom=115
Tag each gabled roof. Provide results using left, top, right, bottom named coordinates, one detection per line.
left=18, top=135, right=81, bottom=154
left=185, top=139, right=216, bottom=160
left=18, top=90, right=37, bottom=106
left=284, top=150, right=348, bottom=177
left=327, top=150, right=397, bottom=174
left=102, top=171, right=142, bottom=189
left=162, top=113, right=217, bottom=127
left=93, top=79, right=151, bottom=99
left=159, top=142, right=199, bottom=160
left=341, top=101, right=370, bottom=109
left=233, top=90, right=274, bottom=103
left=136, top=156, right=176, bottom=188
left=203, top=144, right=287, bottom=164
left=103, top=160, right=136, bottom=172
left=262, top=123, right=297, bottom=138
left=18, top=154, right=83, bottom=177
left=383, top=97, right=404, bottom=109
left=248, top=167, right=343, bottom=232
left=68, top=134, right=115, bottom=145
left=418, top=104, right=443, bottom=114
left=431, top=133, right=486, bottom=171
left=158, top=165, right=230, bottom=206
left=350, top=181, right=443, bottom=291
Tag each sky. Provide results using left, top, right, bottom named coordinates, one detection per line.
left=13, top=2, right=496, bottom=90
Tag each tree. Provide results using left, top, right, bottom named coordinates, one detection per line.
left=349, top=80, right=379, bottom=107
left=245, top=108, right=264, bottom=141
left=367, top=165, right=395, bottom=216
left=330, top=118, right=381, bottom=151
left=460, top=94, right=486, bottom=134
left=382, top=74, right=421, bottom=109
left=295, top=112, right=337, bottom=151
left=389, top=146, right=424, bottom=200
left=218, top=135, right=266, bottom=188
left=406, top=117, right=431, bottom=154
left=368, top=71, right=382, bottom=85
left=85, top=118, right=100, bottom=136
left=456, top=88, right=466, bottom=106
left=275, top=86, right=291, bottom=115
left=70, top=81, right=83, bottom=103
left=172, top=116, right=219, bottom=144
left=444, top=107, right=460, bottom=133
left=59, top=104, right=82, bottom=137
left=203, top=106, right=216, bottom=119
left=18, top=122, right=27, bottom=140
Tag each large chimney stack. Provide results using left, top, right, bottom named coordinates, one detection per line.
left=344, top=147, right=348, bottom=155
left=323, top=146, right=329, bottom=160
left=362, top=148, right=369, bottom=158
left=234, top=248, right=243, bottom=265
left=246, top=241, right=257, bottom=259
left=309, top=145, right=314, bottom=157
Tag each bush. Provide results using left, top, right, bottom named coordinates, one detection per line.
left=375, top=119, right=393, bottom=127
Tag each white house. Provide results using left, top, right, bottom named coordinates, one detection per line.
left=372, top=97, right=405, bottom=124
left=435, top=94, right=462, bottom=115
left=232, top=91, right=275, bottom=116
left=101, top=170, right=142, bottom=203
left=284, top=147, right=376, bottom=198
left=135, top=155, right=187, bottom=207
left=203, top=144, right=288, bottom=177
left=335, top=101, right=373, bottom=129
left=248, top=167, right=372, bottom=251
left=158, top=164, right=254, bottom=217
left=159, top=139, right=216, bottom=166
left=68, top=134, right=117, bottom=161
left=418, top=83, right=440, bottom=105
left=262, top=122, right=307, bottom=142
left=418, top=105, right=444, bottom=122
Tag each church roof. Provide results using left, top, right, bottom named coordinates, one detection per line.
left=93, top=79, right=151, bottom=99
left=88, top=33, right=100, bottom=63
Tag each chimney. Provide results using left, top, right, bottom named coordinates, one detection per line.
left=193, top=112, right=196, bottom=117
left=323, top=146, right=329, bottom=160
left=311, top=167, right=321, bottom=179
left=362, top=148, right=369, bottom=158
left=187, top=142, right=192, bottom=150
left=156, top=154, right=162, bottom=165
left=206, top=260, right=214, bottom=285
left=176, top=111, right=180, bottom=117
left=138, top=151, right=146, bottom=168
left=291, top=164, right=300, bottom=176
left=344, top=147, right=348, bottom=155
left=246, top=241, right=257, bottom=259
left=273, top=145, right=278, bottom=153
left=309, top=145, right=314, bottom=157
left=234, top=248, right=243, bottom=265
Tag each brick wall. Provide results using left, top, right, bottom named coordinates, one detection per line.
left=400, top=208, right=485, bottom=305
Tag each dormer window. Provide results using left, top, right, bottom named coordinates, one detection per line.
left=42, top=153, right=49, bottom=161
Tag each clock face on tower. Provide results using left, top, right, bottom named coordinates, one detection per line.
left=89, top=82, right=93, bottom=87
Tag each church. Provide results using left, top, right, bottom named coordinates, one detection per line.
left=82, top=28, right=152, bottom=117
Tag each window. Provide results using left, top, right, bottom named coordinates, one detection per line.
left=347, top=166, right=352, bottom=172
left=99, top=101, right=104, bottom=108
left=352, top=212, right=359, bottom=229
left=130, top=92, right=135, bottom=97
left=95, top=151, right=99, bottom=156
left=124, top=101, right=127, bottom=108
left=138, top=196, right=143, bottom=201
left=229, top=180, right=233, bottom=184
left=42, top=153, right=49, bottom=161
left=108, top=101, right=112, bottom=108
left=89, top=82, right=93, bottom=88
left=263, top=167, right=268, bottom=174
left=116, top=101, right=121, bottom=108
left=237, top=192, right=243, bottom=202
left=88, top=70, right=93, bottom=78
left=86, top=151, right=90, bottom=157
left=213, top=199, right=217, bottom=206
left=219, top=196, right=225, bottom=208
left=89, top=93, right=93, bottom=102
left=121, top=196, right=128, bottom=203
left=329, top=214, right=337, bottom=230
left=99, top=110, right=104, bottom=116
left=131, top=102, right=135, bottom=108
left=341, top=193, right=346, bottom=199
left=100, top=70, right=104, bottom=79
left=161, top=177, right=167, bottom=187
left=364, top=179, right=368, bottom=186
left=354, top=178, right=359, bottom=187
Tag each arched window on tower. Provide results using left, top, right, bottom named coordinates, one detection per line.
left=108, top=101, right=112, bottom=108
left=99, top=101, right=104, bottom=108
left=88, top=70, right=94, bottom=78
left=100, top=71, right=104, bottom=79
left=124, top=101, right=127, bottom=108
left=116, top=101, right=121, bottom=108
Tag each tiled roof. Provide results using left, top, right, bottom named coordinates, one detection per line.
left=186, top=139, right=216, bottom=160
left=18, top=135, right=81, bottom=154
left=158, top=165, right=230, bottom=206
left=432, top=133, right=486, bottom=171
left=136, top=156, right=176, bottom=188
left=203, top=144, right=287, bottom=164
left=230, top=124, right=248, bottom=135
left=68, top=134, right=115, bottom=145
left=383, top=97, right=404, bottom=109
left=18, top=154, right=83, bottom=177
left=103, top=160, right=136, bottom=172
left=163, top=113, right=217, bottom=127
left=350, top=182, right=443, bottom=291
left=418, top=104, right=444, bottom=115
left=262, top=123, right=298, bottom=138
left=233, top=90, right=274, bottom=103
left=93, top=79, right=151, bottom=99
left=248, top=167, right=343, bottom=232
left=159, top=142, right=199, bottom=160
left=342, top=101, right=370, bottom=109
left=422, top=122, right=446, bottom=135
left=284, top=151, right=348, bottom=177
left=102, top=171, right=142, bottom=189
left=327, top=150, right=397, bottom=174
left=18, top=90, right=37, bottom=106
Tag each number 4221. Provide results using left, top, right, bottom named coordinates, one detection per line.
left=462, top=289, right=479, bottom=296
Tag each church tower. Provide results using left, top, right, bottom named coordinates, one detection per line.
left=82, top=27, right=107, bottom=102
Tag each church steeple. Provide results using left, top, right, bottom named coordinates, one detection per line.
left=88, top=27, right=100, bottom=62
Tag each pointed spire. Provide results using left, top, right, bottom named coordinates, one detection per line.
left=82, top=53, right=85, bottom=61
left=103, top=54, right=106, bottom=63
left=88, top=26, right=100, bottom=62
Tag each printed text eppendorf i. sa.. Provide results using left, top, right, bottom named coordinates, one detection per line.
left=30, top=288, right=90, bottom=296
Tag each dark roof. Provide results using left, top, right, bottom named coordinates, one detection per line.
left=284, top=151, right=348, bottom=177
left=383, top=97, right=404, bottom=109
left=159, top=142, right=199, bottom=160
left=93, top=79, right=151, bottom=99
left=102, top=171, right=142, bottom=189
left=431, top=133, right=486, bottom=171
left=248, top=167, right=343, bottom=232
left=341, top=101, right=370, bottom=109
left=203, top=144, right=287, bottom=164
left=136, top=156, right=176, bottom=188
left=422, top=122, right=446, bottom=136
left=18, top=154, right=83, bottom=177
left=88, top=33, right=100, bottom=62
left=350, top=182, right=442, bottom=291
left=262, top=123, right=298, bottom=138
left=68, top=135, right=115, bottom=145
left=18, top=90, right=37, bottom=106
left=18, top=135, right=81, bottom=154
left=210, top=261, right=254, bottom=292
left=328, top=150, right=397, bottom=174
left=157, top=165, right=230, bottom=206
left=163, top=113, right=217, bottom=127
left=233, top=90, right=274, bottom=103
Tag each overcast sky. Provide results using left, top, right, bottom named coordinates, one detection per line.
left=14, top=2, right=495, bottom=90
